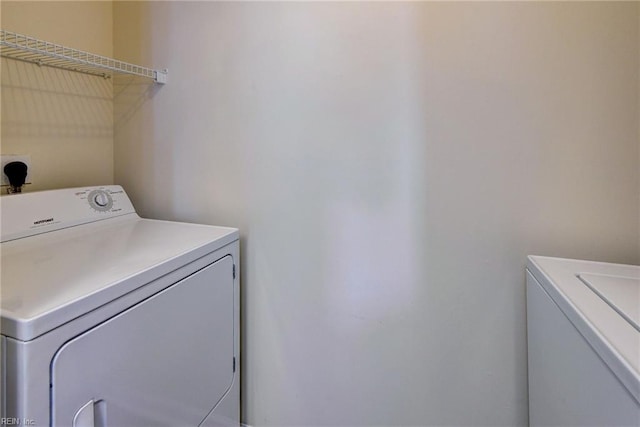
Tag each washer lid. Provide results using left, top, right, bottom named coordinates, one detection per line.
left=578, top=273, right=640, bottom=332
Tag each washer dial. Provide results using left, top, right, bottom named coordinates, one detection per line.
left=88, top=189, right=113, bottom=212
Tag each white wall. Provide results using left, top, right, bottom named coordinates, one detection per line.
left=114, top=2, right=640, bottom=426
left=1, top=1, right=114, bottom=192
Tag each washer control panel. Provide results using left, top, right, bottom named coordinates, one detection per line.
left=1, top=185, right=137, bottom=242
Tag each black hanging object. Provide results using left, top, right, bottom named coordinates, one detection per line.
left=4, top=161, right=28, bottom=193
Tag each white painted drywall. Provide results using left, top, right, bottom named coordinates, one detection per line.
left=1, top=1, right=114, bottom=192
left=114, top=2, right=640, bottom=425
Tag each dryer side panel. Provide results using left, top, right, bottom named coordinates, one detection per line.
left=51, top=255, right=235, bottom=427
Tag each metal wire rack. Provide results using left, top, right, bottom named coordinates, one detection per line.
left=0, top=29, right=168, bottom=84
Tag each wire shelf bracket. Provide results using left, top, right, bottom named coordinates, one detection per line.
left=0, top=29, right=168, bottom=84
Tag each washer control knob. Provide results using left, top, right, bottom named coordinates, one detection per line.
left=93, top=192, right=110, bottom=207
left=88, top=189, right=113, bottom=212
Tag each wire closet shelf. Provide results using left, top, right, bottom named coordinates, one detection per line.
left=0, top=29, right=168, bottom=84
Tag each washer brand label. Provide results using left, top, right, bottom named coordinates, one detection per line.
left=33, top=217, right=54, bottom=225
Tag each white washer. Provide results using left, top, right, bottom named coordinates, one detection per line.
left=527, top=256, right=639, bottom=426
left=0, top=186, right=240, bottom=427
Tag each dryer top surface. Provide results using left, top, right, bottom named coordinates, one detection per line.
left=1, top=214, right=238, bottom=341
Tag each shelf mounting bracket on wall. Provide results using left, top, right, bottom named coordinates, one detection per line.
left=0, top=29, right=168, bottom=84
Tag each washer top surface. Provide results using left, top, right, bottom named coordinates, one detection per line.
left=0, top=186, right=238, bottom=341
left=528, top=256, right=640, bottom=398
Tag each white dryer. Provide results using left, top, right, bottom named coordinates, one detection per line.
left=527, top=256, right=639, bottom=426
left=0, top=186, right=240, bottom=426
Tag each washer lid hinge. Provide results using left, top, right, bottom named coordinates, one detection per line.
left=233, top=357, right=236, bottom=372
left=233, top=264, right=236, bottom=279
